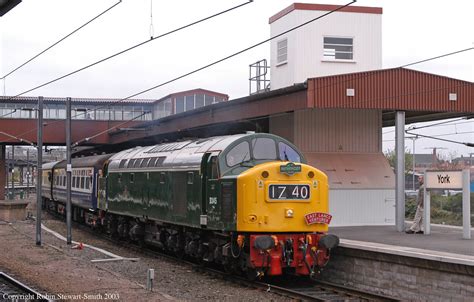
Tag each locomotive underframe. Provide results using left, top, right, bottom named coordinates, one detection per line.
left=44, top=197, right=333, bottom=279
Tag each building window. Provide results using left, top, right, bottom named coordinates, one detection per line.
left=175, top=96, right=185, bottom=114
left=323, top=37, right=353, bottom=60
left=204, top=95, right=214, bottom=106
left=195, top=94, right=205, bottom=108
left=185, top=95, right=195, bottom=111
left=277, top=38, right=288, bottom=65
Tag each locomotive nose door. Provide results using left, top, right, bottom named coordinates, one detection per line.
left=201, top=152, right=220, bottom=227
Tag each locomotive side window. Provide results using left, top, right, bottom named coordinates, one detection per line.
left=187, top=172, right=194, bottom=184
left=156, top=157, right=166, bottom=167
left=119, top=159, right=127, bottom=168
left=127, top=159, right=136, bottom=168
left=278, top=142, right=301, bottom=162
left=159, top=172, right=166, bottom=184
left=226, top=141, right=250, bottom=167
left=141, top=158, right=151, bottom=168
left=252, top=138, right=277, bottom=160
left=134, top=159, right=142, bottom=168
left=148, top=157, right=158, bottom=167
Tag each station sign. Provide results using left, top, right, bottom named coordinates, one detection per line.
left=425, top=170, right=463, bottom=189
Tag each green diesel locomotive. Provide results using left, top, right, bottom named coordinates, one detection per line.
left=42, top=133, right=339, bottom=278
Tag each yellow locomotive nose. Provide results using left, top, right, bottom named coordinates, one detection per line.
left=236, top=162, right=330, bottom=233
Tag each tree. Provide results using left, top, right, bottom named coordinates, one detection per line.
left=384, top=148, right=414, bottom=172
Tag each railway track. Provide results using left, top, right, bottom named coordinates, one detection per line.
left=44, top=213, right=399, bottom=301
left=260, top=278, right=399, bottom=301
left=0, top=272, right=51, bottom=302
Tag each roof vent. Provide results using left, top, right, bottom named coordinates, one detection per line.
left=246, top=131, right=256, bottom=134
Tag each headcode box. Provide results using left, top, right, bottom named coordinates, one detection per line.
left=425, top=170, right=463, bottom=189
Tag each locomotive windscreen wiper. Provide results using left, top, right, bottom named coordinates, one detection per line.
left=238, top=160, right=254, bottom=168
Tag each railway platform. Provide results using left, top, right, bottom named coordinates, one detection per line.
left=320, top=224, right=474, bottom=301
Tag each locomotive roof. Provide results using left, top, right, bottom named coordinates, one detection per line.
left=108, top=133, right=298, bottom=172
left=54, top=153, right=114, bottom=169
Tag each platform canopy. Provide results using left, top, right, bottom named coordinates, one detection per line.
left=106, top=67, right=473, bottom=150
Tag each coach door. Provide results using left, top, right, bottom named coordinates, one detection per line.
left=201, top=152, right=220, bottom=228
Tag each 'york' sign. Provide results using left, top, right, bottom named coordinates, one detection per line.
left=425, top=171, right=463, bottom=189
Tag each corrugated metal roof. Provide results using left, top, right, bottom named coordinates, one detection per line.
left=308, top=67, right=474, bottom=112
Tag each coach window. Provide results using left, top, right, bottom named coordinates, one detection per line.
left=85, top=177, right=90, bottom=190
left=118, top=173, right=122, bottom=183
left=80, top=177, right=85, bottom=189
left=130, top=173, right=135, bottom=183
left=278, top=142, right=301, bottom=162
left=72, top=176, right=76, bottom=188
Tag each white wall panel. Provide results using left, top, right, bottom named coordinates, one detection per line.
left=329, top=189, right=395, bottom=226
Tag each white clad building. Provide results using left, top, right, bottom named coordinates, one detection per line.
left=267, top=3, right=393, bottom=226
left=269, top=3, right=382, bottom=90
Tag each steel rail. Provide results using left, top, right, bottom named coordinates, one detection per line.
left=0, top=272, right=52, bottom=302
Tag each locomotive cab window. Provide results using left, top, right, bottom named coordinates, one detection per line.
left=252, top=137, right=277, bottom=160
left=226, top=141, right=250, bottom=167
left=278, top=142, right=301, bottom=162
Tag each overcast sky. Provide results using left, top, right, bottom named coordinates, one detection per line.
left=0, top=0, right=473, bottom=157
